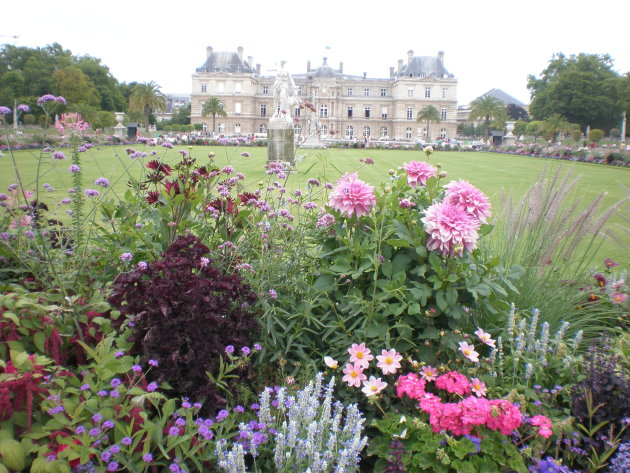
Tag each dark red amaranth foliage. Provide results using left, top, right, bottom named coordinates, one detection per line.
left=107, top=235, right=260, bottom=415
left=0, top=359, right=49, bottom=432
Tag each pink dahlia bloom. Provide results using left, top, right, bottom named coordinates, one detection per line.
left=403, top=161, right=437, bottom=188
left=421, top=202, right=480, bottom=258
left=444, top=180, right=491, bottom=223
left=328, top=172, right=376, bottom=218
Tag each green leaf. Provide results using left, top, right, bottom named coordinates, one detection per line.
left=384, top=238, right=412, bottom=248
left=0, top=438, right=25, bottom=471
left=1, top=312, right=19, bottom=326
left=436, top=291, right=447, bottom=311
left=33, top=332, right=46, bottom=353
left=30, top=457, right=47, bottom=473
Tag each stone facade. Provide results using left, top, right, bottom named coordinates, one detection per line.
left=191, top=47, right=458, bottom=141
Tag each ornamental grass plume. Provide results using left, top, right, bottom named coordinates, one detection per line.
left=421, top=201, right=480, bottom=258
left=328, top=172, right=376, bottom=218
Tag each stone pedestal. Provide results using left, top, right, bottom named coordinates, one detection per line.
left=267, top=117, right=295, bottom=164
left=114, top=112, right=125, bottom=139
left=300, top=134, right=326, bottom=149
left=503, top=121, right=516, bottom=147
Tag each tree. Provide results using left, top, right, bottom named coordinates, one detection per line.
left=526, top=121, right=545, bottom=142
left=68, top=103, right=98, bottom=127
left=528, top=53, right=622, bottom=131
left=541, top=114, right=572, bottom=143
left=201, top=97, right=227, bottom=133
left=171, top=104, right=191, bottom=125
left=513, top=121, right=528, bottom=137
left=588, top=129, right=605, bottom=143
left=77, top=56, right=126, bottom=111
left=128, top=81, right=166, bottom=131
left=53, top=66, right=100, bottom=106
left=416, top=105, right=441, bottom=141
left=468, top=95, right=507, bottom=142
left=507, top=104, right=529, bottom=121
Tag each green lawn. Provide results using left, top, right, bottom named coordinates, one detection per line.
left=2, top=144, right=629, bottom=266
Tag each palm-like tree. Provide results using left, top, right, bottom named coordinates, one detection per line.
left=201, top=97, right=227, bottom=134
left=542, top=113, right=572, bottom=143
left=468, top=95, right=507, bottom=142
left=416, top=105, right=441, bottom=142
left=128, top=81, right=166, bottom=131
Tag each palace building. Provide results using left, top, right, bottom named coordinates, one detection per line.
left=190, top=47, right=458, bottom=141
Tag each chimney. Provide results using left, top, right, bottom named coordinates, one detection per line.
left=438, top=51, right=444, bottom=63
left=363, top=72, right=367, bottom=79
left=397, top=59, right=403, bottom=71
left=206, top=46, right=213, bottom=58
left=256, top=64, right=261, bottom=75
left=407, top=50, right=414, bottom=64
left=307, top=60, right=311, bottom=72
left=390, top=66, right=394, bottom=77
left=247, top=56, right=253, bottom=66
left=237, top=46, right=243, bottom=61
left=339, top=61, right=343, bottom=73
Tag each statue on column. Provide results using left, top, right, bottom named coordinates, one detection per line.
left=272, top=61, right=299, bottom=123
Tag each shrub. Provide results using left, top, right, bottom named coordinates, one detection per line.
left=588, top=129, right=605, bottom=143
left=107, top=235, right=260, bottom=414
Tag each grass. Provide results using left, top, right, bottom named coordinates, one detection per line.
left=1, top=143, right=629, bottom=267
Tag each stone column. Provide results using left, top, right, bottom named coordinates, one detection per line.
left=267, top=116, right=295, bottom=164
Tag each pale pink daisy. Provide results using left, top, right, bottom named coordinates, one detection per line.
left=458, top=341, right=480, bottom=363
left=342, top=363, right=367, bottom=388
left=611, top=292, right=627, bottom=304
left=376, top=349, right=403, bottom=375
left=328, top=173, right=376, bottom=218
left=402, top=161, right=437, bottom=188
left=348, top=343, right=374, bottom=369
left=444, top=180, right=492, bottom=223
left=324, top=356, right=339, bottom=369
left=470, top=378, right=487, bottom=397
left=474, top=328, right=496, bottom=348
left=420, top=365, right=438, bottom=381
left=421, top=202, right=480, bottom=258
left=361, top=376, right=388, bottom=396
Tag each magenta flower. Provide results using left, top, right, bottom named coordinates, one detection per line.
left=443, top=180, right=491, bottom=223
left=604, top=258, right=619, bottom=268
left=470, top=378, right=487, bottom=397
left=403, top=161, right=437, bottom=188
left=422, top=202, right=480, bottom=258
left=459, top=341, right=480, bottom=363
left=611, top=292, right=627, bottom=304
left=348, top=343, right=374, bottom=369
left=328, top=172, right=376, bottom=218
left=420, top=365, right=438, bottom=381
left=342, top=362, right=367, bottom=388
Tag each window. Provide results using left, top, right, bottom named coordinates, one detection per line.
left=297, top=86, right=302, bottom=96
left=381, top=88, right=387, bottom=97
left=320, top=104, right=328, bottom=118
left=260, top=104, right=267, bottom=116
left=381, top=107, right=388, bottom=119
left=234, top=82, right=241, bottom=94
left=441, top=107, right=448, bottom=120
left=425, top=87, right=431, bottom=98
left=235, top=123, right=241, bottom=134
left=440, top=128, right=447, bottom=138
left=363, top=126, right=371, bottom=137
left=345, top=126, right=354, bottom=138
left=347, top=106, right=353, bottom=118
left=218, top=123, right=224, bottom=133
left=262, top=86, right=269, bottom=94
left=347, top=87, right=353, bottom=96
left=294, top=125, right=302, bottom=135
left=235, top=102, right=242, bottom=115
left=406, top=127, right=412, bottom=139
left=380, top=126, right=388, bottom=138
left=364, top=88, right=370, bottom=97
left=442, top=87, right=448, bottom=98
left=201, top=83, right=207, bottom=93
left=407, top=87, right=414, bottom=97
left=321, top=124, right=328, bottom=136
left=295, top=107, right=301, bottom=116
left=407, top=107, right=413, bottom=120
left=364, top=107, right=371, bottom=118
left=218, top=82, right=224, bottom=93
left=259, top=123, right=266, bottom=133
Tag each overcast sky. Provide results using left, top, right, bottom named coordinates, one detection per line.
left=3, top=0, right=629, bottom=106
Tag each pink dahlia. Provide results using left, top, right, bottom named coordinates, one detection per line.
left=421, top=202, right=480, bottom=258
left=328, top=173, right=376, bottom=218
left=444, top=180, right=491, bottom=223
left=403, top=161, right=437, bottom=188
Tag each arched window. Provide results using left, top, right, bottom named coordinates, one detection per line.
left=320, top=124, right=328, bottom=136
left=440, top=128, right=447, bottom=138
left=380, top=127, right=388, bottom=138
left=405, top=127, right=412, bottom=139
left=320, top=104, right=328, bottom=118
left=363, top=126, right=371, bottom=137
left=294, top=125, right=302, bottom=135
left=345, top=126, right=354, bottom=138
left=259, top=124, right=266, bottom=133
left=235, top=123, right=241, bottom=134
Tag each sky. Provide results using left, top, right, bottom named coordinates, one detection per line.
left=3, top=0, right=629, bottom=106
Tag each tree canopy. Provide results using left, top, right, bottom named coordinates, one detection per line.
left=528, top=53, right=623, bottom=132
left=468, top=95, right=507, bottom=141
left=128, top=81, right=166, bottom=131
left=416, top=105, right=441, bottom=141
left=202, top=97, right=227, bottom=133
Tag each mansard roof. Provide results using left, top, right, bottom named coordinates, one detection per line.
left=397, top=56, right=452, bottom=78
left=196, top=50, right=255, bottom=74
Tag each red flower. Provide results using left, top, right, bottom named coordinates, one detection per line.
left=146, top=160, right=172, bottom=175
left=146, top=191, right=161, bottom=205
